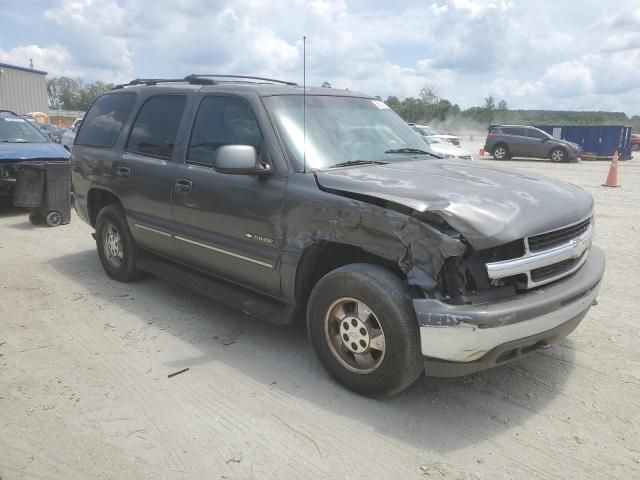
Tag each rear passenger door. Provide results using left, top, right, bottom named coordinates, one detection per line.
left=171, top=94, right=285, bottom=296
left=503, top=127, right=528, bottom=157
left=114, top=94, right=188, bottom=256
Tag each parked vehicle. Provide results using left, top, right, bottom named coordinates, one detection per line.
left=61, top=117, right=83, bottom=152
left=409, top=123, right=461, bottom=145
left=485, top=125, right=582, bottom=162
left=0, top=110, right=70, bottom=199
left=38, top=123, right=67, bottom=143
left=631, top=133, right=640, bottom=152
left=422, top=136, right=473, bottom=160
left=72, top=76, right=604, bottom=397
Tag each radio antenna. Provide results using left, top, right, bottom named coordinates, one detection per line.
left=303, top=35, right=307, bottom=173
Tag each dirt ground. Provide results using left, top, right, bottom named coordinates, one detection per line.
left=1, top=154, right=639, bottom=480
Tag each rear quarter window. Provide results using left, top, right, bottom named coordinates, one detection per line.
left=76, top=93, right=136, bottom=148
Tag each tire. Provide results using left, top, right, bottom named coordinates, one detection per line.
left=307, top=264, right=423, bottom=397
left=28, top=212, right=43, bottom=225
left=95, top=204, right=142, bottom=282
left=550, top=148, right=568, bottom=163
left=632, top=144, right=639, bottom=152
left=492, top=144, right=510, bottom=160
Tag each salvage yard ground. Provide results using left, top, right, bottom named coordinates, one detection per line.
left=1, top=156, right=639, bottom=479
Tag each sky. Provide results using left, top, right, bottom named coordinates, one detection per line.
left=1, top=0, right=640, bottom=115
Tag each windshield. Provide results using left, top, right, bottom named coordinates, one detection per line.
left=0, top=117, right=49, bottom=143
left=264, top=95, right=432, bottom=170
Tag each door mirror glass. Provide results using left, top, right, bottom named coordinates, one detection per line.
left=213, top=145, right=270, bottom=175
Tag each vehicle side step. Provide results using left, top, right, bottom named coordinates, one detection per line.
left=137, top=253, right=296, bottom=325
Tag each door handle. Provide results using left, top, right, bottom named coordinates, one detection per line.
left=175, top=179, right=193, bottom=193
left=116, top=166, right=131, bottom=178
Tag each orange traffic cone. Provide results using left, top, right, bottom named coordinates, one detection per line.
left=479, top=148, right=484, bottom=156
left=602, top=150, right=621, bottom=187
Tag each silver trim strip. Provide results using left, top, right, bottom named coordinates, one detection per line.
left=134, top=223, right=172, bottom=237
left=486, top=223, right=594, bottom=288
left=175, top=235, right=274, bottom=268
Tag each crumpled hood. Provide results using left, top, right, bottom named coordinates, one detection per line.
left=315, top=159, right=594, bottom=250
left=0, top=142, right=70, bottom=162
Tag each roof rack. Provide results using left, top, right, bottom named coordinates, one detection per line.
left=112, top=74, right=297, bottom=89
left=0, top=109, right=20, bottom=115
left=185, top=74, right=297, bottom=86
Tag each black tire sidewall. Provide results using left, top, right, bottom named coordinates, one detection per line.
left=95, top=204, right=140, bottom=282
left=307, top=264, right=423, bottom=397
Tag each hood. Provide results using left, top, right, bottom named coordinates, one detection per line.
left=429, top=142, right=472, bottom=158
left=0, top=142, right=70, bottom=162
left=315, top=159, right=594, bottom=250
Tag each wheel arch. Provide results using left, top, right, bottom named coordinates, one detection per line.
left=87, top=187, right=122, bottom=227
left=294, top=241, right=405, bottom=312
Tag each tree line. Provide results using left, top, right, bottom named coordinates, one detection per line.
left=47, top=77, right=114, bottom=110
left=46, top=76, right=640, bottom=131
left=380, top=86, right=639, bottom=130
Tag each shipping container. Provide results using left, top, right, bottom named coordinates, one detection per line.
left=535, top=125, right=632, bottom=160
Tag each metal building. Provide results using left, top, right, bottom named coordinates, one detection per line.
left=0, top=62, right=49, bottom=114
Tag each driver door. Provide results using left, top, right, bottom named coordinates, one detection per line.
left=171, top=95, right=285, bottom=296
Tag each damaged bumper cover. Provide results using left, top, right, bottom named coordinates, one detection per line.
left=414, top=245, right=605, bottom=376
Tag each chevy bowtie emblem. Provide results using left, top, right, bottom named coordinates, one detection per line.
left=571, top=238, right=589, bottom=259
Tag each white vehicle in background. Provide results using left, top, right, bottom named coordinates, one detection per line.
left=422, top=136, right=474, bottom=161
left=409, top=123, right=461, bottom=146
left=61, top=117, right=83, bottom=152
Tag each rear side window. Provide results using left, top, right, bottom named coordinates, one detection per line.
left=126, top=95, right=187, bottom=159
left=76, top=93, right=135, bottom=148
left=187, top=96, right=263, bottom=167
left=503, top=127, right=526, bottom=136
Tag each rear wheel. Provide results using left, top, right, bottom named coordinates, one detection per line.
left=632, top=144, right=639, bottom=152
left=550, top=148, right=567, bottom=163
left=493, top=144, right=510, bottom=160
left=95, top=204, right=142, bottom=282
left=307, top=264, right=423, bottom=397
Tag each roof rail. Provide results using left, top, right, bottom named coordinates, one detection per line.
left=112, top=74, right=297, bottom=90
left=185, top=74, right=297, bottom=86
left=112, top=77, right=216, bottom=90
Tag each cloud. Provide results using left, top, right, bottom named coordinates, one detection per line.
left=1, top=0, right=640, bottom=114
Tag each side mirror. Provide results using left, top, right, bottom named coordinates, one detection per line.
left=541, top=137, right=548, bottom=142
left=213, top=145, right=271, bottom=176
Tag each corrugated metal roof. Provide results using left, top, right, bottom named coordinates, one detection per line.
left=0, top=62, right=47, bottom=75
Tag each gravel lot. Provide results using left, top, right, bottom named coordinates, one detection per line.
left=1, top=154, right=639, bottom=480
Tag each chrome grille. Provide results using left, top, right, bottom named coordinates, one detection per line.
left=528, top=218, right=591, bottom=252
left=486, top=215, right=594, bottom=289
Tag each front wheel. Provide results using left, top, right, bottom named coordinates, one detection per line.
left=307, top=264, right=423, bottom=397
left=632, top=144, right=640, bottom=152
left=95, top=204, right=142, bottom=282
left=550, top=148, right=567, bottom=163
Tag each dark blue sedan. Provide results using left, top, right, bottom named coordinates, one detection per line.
left=0, top=110, right=70, bottom=199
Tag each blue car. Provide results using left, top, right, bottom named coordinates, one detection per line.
left=0, top=110, right=70, bottom=199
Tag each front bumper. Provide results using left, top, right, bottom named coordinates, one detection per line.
left=414, top=245, right=605, bottom=377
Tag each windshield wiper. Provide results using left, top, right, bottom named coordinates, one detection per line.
left=385, top=147, right=433, bottom=155
left=328, top=160, right=388, bottom=169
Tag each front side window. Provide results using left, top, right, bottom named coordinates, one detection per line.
left=127, top=95, right=187, bottom=159
left=527, top=128, right=550, bottom=140
left=187, top=96, right=263, bottom=167
left=76, top=93, right=135, bottom=148
left=263, top=95, right=431, bottom=170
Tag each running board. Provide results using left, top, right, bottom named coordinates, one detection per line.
left=137, top=254, right=296, bottom=325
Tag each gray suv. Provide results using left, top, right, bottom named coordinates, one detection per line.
left=485, top=125, right=581, bottom=162
left=71, top=75, right=604, bottom=397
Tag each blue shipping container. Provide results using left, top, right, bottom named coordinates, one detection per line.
left=489, top=124, right=633, bottom=160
